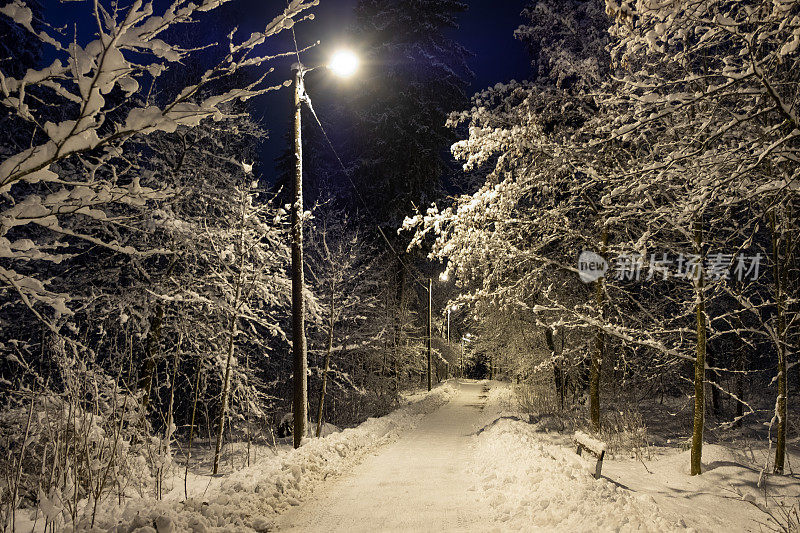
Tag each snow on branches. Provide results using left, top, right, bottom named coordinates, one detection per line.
left=404, top=0, right=799, bottom=477
left=0, top=0, right=317, bottom=317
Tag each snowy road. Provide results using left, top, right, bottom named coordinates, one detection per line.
left=274, top=381, right=494, bottom=532
left=274, top=380, right=682, bottom=533
left=34, top=380, right=779, bottom=532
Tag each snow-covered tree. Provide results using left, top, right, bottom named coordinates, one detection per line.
left=601, top=0, right=800, bottom=475
left=0, top=0, right=316, bottom=322
left=0, top=1, right=316, bottom=525
left=404, top=0, right=617, bottom=429
left=345, top=0, right=472, bottom=226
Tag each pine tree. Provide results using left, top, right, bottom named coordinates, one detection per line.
left=345, top=0, right=472, bottom=227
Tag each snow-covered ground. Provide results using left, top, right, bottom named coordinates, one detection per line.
left=276, top=381, right=798, bottom=532
left=467, top=389, right=682, bottom=532
left=471, top=386, right=799, bottom=533
left=603, top=443, right=799, bottom=532
left=274, top=380, right=497, bottom=531
left=32, top=383, right=456, bottom=533
left=276, top=381, right=685, bottom=532
left=25, top=380, right=798, bottom=532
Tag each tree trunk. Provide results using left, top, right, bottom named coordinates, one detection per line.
left=212, top=313, right=238, bottom=475
left=185, top=354, right=202, bottom=499
left=138, top=304, right=164, bottom=411
left=212, top=192, right=247, bottom=475
left=734, top=350, right=745, bottom=428
left=316, top=282, right=336, bottom=438
left=161, top=329, right=181, bottom=497
left=706, top=346, right=721, bottom=417
left=544, top=328, right=564, bottom=409
left=770, top=210, right=787, bottom=474
left=590, top=225, right=608, bottom=432
left=691, top=221, right=706, bottom=476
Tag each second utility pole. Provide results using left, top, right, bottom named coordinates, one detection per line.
left=427, top=277, right=432, bottom=391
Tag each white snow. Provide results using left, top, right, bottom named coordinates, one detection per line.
left=574, top=430, right=607, bottom=453
left=276, top=382, right=683, bottom=532
left=49, top=383, right=456, bottom=533
left=603, top=444, right=800, bottom=532
left=275, top=382, right=798, bottom=532
left=471, top=415, right=681, bottom=532
left=23, top=381, right=797, bottom=532
left=274, top=381, right=499, bottom=532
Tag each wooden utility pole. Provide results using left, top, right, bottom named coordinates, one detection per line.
left=460, top=338, right=464, bottom=378
left=446, top=307, right=450, bottom=343
left=427, top=277, right=432, bottom=391
left=291, top=65, right=308, bottom=449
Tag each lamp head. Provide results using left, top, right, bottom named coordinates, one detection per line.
left=328, top=49, right=359, bottom=78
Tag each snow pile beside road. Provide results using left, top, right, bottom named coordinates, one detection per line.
left=470, top=417, right=686, bottom=532
left=76, top=383, right=457, bottom=533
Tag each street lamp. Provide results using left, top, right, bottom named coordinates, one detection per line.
left=291, top=49, right=358, bottom=449
left=425, top=271, right=450, bottom=391
left=446, top=304, right=456, bottom=344
left=460, top=336, right=464, bottom=378
left=427, top=277, right=432, bottom=391
left=328, top=49, right=359, bottom=78
left=461, top=333, right=473, bottom=379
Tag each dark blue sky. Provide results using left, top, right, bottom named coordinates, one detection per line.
left=44, top=0, right=531, bottom=180
left=252, top=0, right=531, bottom=181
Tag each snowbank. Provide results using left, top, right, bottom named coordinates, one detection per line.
left=65, top=383, right=457, bottom=532
left=469, top=416, right=685, bottom=532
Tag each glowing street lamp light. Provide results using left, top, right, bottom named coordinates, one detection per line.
left=446, top=305, right=457, bottom=344
left=290, top=49, right=359, bottom=449
left=328, top=49, right=359, bottom=78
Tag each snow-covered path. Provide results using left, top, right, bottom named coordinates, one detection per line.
left=275, top=381, right=684, bottom=533
left=274, top=381, right=493, bottom=532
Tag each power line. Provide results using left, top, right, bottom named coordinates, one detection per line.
left=286, top=25, right=433, bottom=292
left=303, top=95, right=433, bottom=292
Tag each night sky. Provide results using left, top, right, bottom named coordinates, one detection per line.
left=250, top=0, right=531, bottom=183
left=46, top=0, right=531, bottom=182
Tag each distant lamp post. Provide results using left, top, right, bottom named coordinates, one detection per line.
left=461, top=333, right=473, bottom=379
left=446, top=305, right=456, bottom=344
left=438, top=271, right=450, bottom=344
left=427, top=278, right=432, bottom=391
left=425, top=271, right=450, bottom=391
left=460, top=336, right=464, bottom=378
left=291, top=49, right=359, bottom=449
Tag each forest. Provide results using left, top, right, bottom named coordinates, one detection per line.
left=0, top=0, right=797, bottom=531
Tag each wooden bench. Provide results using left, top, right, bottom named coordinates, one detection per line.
left=574, top=431, right=606, bottom=479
